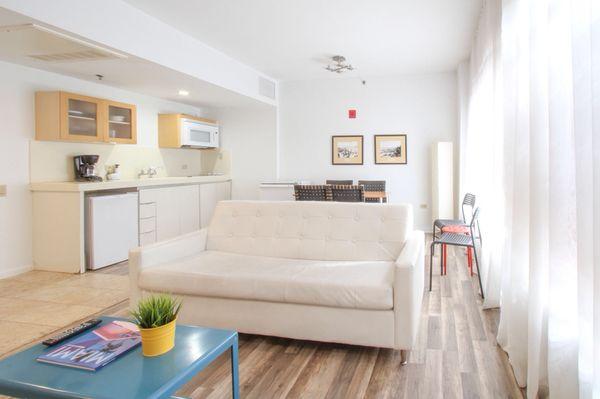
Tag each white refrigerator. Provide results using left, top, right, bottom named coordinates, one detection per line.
left=86, top=192, right=139, bottom=270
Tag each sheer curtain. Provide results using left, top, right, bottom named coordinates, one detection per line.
left=459, top=0, right=599, bottom=397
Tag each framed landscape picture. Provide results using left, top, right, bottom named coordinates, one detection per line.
left=331, top=135, right=364, bottom=165
left=374, top=134, right=407, bottom=164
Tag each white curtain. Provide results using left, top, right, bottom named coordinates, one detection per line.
left=459, top=0, right=600, bottom=397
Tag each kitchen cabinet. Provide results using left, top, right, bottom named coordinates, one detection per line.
left=30, top=177, right=231, bottom=273
left=35, top=91, right=137, bottom=144
left=106, top=100, right=137, bottom=144
left=139, top=185, right=200, bottom=244
left=158, top=114, right=218, bottom=148
left=138, top=181, right=230, bottom=245
left=200, top=181, right=231, bottom=228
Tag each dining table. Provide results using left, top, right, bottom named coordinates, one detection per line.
left=363, top=191, right=388, bottom=203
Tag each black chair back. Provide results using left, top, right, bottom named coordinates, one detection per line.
left=330, top=185, right=364, bottom=202
left=358, top=180, right=386, bottom=192
left=294, top=185, right=332, bottom=201
left=326, top=179, right=353, bottom=185
left=358, top=180, right=386, bottom=203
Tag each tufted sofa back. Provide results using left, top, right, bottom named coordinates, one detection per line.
left=206, top=201, right=413, bottom=261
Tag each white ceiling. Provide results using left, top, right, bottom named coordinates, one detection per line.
left=124, top=0, right=482, bottom=81
left=0, top=7, right=270, bottom=110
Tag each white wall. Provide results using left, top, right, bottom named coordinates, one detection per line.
left=212, top=106, right=278, bottom=199
left=0, top=61, right=209, bottom=277
left=279, top=73, right=458, bottom=231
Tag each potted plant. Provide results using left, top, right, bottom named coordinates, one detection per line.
left=131, top=294, right=181, bottom=357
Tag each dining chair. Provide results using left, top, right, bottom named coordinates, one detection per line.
left=357, top=180, right=386, bottom=203
left=430, top=208, right=484, bottom=298
left=326, top=179, right=353, bottom=185
left=432, top=193, right=480, bottom=275
left=330, top=185, right=364, bottom=202
left=433, top=193, right=476, bottom=238
left=293, top=185, right=332, bottom=201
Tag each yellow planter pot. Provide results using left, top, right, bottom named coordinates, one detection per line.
left=139, top=319, right=177, bottom=357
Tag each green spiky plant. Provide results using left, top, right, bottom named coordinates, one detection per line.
left=131, top=294, right=182, bottom=329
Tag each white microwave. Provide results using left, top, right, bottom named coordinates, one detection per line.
left=181, top=118, right=219, bottom=148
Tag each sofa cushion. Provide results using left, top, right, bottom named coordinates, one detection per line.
left=206, top=201, right=413, bottom=262
left=138, top=251, right=394, bottom=310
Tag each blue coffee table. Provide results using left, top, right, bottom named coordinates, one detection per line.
left=0, top=317, right=239, bottom=399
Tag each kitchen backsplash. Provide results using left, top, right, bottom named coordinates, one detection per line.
left=29, top=140, right=230, bottom=182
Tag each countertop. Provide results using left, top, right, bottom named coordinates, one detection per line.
left=30, top=175, right=231, bottom=192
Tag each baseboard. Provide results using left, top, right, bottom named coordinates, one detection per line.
left=0, top=264, right=33, bottom=279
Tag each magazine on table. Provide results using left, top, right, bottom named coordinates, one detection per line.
left=37, top=320, right=141, bottom=371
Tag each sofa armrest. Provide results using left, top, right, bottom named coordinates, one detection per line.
left=393, top=230, right=425, bottom=350
left=128, top=229, right=208, bottom=306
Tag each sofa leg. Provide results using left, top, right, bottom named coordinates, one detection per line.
left=400, top=350, right=408, bottom=365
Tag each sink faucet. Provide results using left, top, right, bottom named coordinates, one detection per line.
left=139, top=166, right=159, bottom=178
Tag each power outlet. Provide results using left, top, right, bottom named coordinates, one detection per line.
left=181, top=164, right=188, bottom=170
left=0, top=185, right=6, bottom=197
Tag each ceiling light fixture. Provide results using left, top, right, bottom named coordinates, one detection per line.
left=178, top=90, right=189, bottom=96
left=325, top=55, right=354, bottom=74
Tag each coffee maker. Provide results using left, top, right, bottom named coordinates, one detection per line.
left=73, top=155, right=103, bottom=182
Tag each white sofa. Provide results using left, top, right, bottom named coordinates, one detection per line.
left=129, top=200, right=424, bottom=356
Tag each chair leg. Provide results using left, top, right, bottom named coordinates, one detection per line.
left=471, top=244, right=484, bottom=298
left=439, top=244, right=442, bottom=275
left=442, top=244, right=448, bottom=276
left=429, top=243, right=435, bottom=291
left=467, top=247, right=473, bottom=276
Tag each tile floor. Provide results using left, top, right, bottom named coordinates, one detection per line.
left=0, top=269, right=128, bottom=356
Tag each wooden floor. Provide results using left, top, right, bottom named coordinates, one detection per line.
left=1, top=245, right=523, bottom=398
left=129, top=243, right=522, bottom=399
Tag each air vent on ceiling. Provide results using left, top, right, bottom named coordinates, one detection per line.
left=0, top=24, right=127, bottom=63
left=258, top=76, right=276, bottom=100
left=29, top=50, right=114, bottom=62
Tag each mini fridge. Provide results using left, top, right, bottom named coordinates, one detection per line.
left=86, top=192, right=138, bottom=270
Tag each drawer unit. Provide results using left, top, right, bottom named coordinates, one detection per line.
left=138, top=188, right=158, bottom=246
left=139, top=217, right=156, bottom=234
left=139, top=189, right=159, bottom=204
left=139, top=203, right=156, bottom=219
left=139, top=231, right=156, bottom=246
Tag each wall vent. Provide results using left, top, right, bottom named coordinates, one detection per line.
left=258, top=76, right=276, bottom=100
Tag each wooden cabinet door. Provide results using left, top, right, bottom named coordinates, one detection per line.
left=179, top=185, right=200, bottom=234
left=60, top=92, right=105, bottom=142
left=105, top=100, right=137, bottom=144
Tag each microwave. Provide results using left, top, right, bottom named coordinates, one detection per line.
left=181, top=118, right=219, bottom=148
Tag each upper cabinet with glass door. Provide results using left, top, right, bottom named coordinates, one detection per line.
left=35, top=91, right=137, bottom=144
left=106, top=100, right=137, bottom=144
left=61, top=92, right=104, bottom=141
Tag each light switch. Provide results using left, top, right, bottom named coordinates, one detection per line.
left=0, top=185, right=6, bottom=197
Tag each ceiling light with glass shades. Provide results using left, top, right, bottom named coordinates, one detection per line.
left=324, top=55, right=355, bottom=73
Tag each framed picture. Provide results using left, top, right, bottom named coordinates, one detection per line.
left=331, top=135, right=364, bottom=165
left=374, top=134, right=407, bottom=164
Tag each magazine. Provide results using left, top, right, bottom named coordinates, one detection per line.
left=37, top=320, right=141, bottom=371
